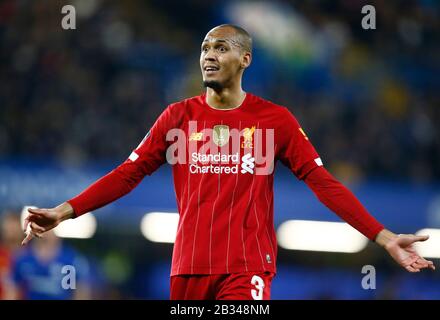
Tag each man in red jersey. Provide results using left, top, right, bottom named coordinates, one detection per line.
left=22, top=24, right=435, bottom=300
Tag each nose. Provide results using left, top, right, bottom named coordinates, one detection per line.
left=204, top=49, right=216, bottom=61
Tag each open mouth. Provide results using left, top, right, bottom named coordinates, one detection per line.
left=204, top=66, right=220, bottom=74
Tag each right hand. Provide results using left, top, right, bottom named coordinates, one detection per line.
left=22, top=202, right=75, bottom=245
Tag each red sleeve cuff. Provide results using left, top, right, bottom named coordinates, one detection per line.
left=66, top=199, right=83, bottom=218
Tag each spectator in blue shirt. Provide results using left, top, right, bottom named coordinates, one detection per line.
left=11, top=230, right=91, bottom=300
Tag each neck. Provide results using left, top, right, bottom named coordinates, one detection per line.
left=205, top=85, right=246, bottom=110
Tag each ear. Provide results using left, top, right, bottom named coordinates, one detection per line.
left=241, top=52, right=252, bottom=69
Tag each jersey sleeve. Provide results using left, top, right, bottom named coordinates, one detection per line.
left=304, top=166, right=384, bottom=241
left=277, top=108, right=323, bottom=180
left=123, top=104, right=176, bottom=177
left=67, top=104, right=178, bottom=217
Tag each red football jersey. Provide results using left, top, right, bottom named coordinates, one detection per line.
left=126, top=93, right=322, bottom=275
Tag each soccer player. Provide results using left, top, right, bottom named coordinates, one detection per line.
left=22, top=24, right=435, bottom=300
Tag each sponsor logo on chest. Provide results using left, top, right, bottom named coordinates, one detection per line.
left=167, top=121, right=275, bottom=175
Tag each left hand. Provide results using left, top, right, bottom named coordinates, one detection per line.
left=377, top=230, right=435, bottom=272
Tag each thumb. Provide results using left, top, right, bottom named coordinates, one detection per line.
left=413, top=235, right=429, bottom=242
left=399, top=234, right=429, bottom=246
left=28, top=207, right=47, bottom=215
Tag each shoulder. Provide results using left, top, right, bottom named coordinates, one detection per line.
left=167, top=94, right=204, bottom=111
left=150, top=95, right=202, bottom=127
left=161, top=95, right=203, bottom=125
left=249, top=94, right=282, bottom=108
left=248, top=93, right=298, bottom=122
left=11, top=247, right=32, bottom=265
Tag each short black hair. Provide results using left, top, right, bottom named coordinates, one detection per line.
left=213, top=24, right=253, bottom=54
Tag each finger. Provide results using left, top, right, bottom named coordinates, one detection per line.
left=21, top=231, right=34, bottom=246
left=416, top=257, right=431, bottom=265
left=405, top=265, right=419, bottom=272
left=30, top=222, right=45, bottom=233
left=31, top=230, right=43, bottom=239
left=415, top=256, right=429, bottom=263
left=420, top=259, right=436, bottom=270
left=27, top=213, right=45, bottom=222
left=411, top=261, right=428, bottom=270
left=27, top=208, right=48, bottom=216
left=416, top=257, right=435, bottom=268
left=23, top=217, right=30, bottom=232
left=23, top=214, right=40, bottom=232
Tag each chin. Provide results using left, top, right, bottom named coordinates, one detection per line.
left=203, top=80, right=224, bottom=91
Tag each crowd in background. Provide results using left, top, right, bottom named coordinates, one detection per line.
left=0, top=0, right=439, bottom=299
left=1, top=0, right=438, bottom=182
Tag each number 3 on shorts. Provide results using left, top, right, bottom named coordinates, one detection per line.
left=251, top=275, right=265, bottom=300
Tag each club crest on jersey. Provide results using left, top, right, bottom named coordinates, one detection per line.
left=241, top=126, right=256, bottom=149
left=213, top=125, right=229, bottom=147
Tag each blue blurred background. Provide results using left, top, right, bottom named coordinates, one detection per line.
left=0, top=0, right=439, bottom=299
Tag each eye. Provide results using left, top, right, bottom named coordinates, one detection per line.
left=202, top=46, right=209, bottom=53
left=218, top=46, right=227, bottom=52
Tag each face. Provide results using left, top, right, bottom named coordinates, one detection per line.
left=200, top=27, right=250, bottom=90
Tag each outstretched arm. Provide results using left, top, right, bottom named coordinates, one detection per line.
left=22, top=166, right=142, bottom=245
left=21, top=104, right=179, bottom=245
left=304, top=166, right=435, bottom=272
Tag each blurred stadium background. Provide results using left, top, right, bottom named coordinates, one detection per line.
left=0, top=0, right=439, bottom=299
